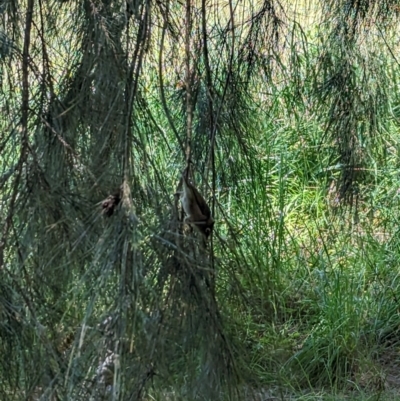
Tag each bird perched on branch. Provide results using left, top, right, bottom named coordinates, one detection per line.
left=101, top=188, right=121, bottom=217
left=176, top=169, right=214, bottom=238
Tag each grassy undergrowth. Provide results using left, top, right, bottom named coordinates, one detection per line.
left=209, top=92, right=400, bottom=397
left=3, top=1, right=400, bottom=400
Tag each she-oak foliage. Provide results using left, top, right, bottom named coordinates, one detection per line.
left=0, top=0, right=400, bottom=399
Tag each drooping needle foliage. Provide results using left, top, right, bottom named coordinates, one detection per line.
left=1, top=0, right=400, bottom=400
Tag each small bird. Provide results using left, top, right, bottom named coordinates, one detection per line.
left=101, top=188, right=121, bottom=217
left=178, top=172, right=214, bottom=238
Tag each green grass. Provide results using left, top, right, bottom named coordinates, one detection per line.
left=3, top=1, right=400, bottom=400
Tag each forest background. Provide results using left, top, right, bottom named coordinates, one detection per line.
left=1, top=0, right=400, bottom=400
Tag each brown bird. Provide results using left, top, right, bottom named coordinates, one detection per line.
left=178, top=173, right=214, bottom=238
left=101, top=189, right=121, bottom=217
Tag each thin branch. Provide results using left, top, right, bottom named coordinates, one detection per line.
left=0, top=0, right=34, bottom=268
left=158, top=1, right=185, bottom=155
left=185, top=0, right=193, bottom=167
